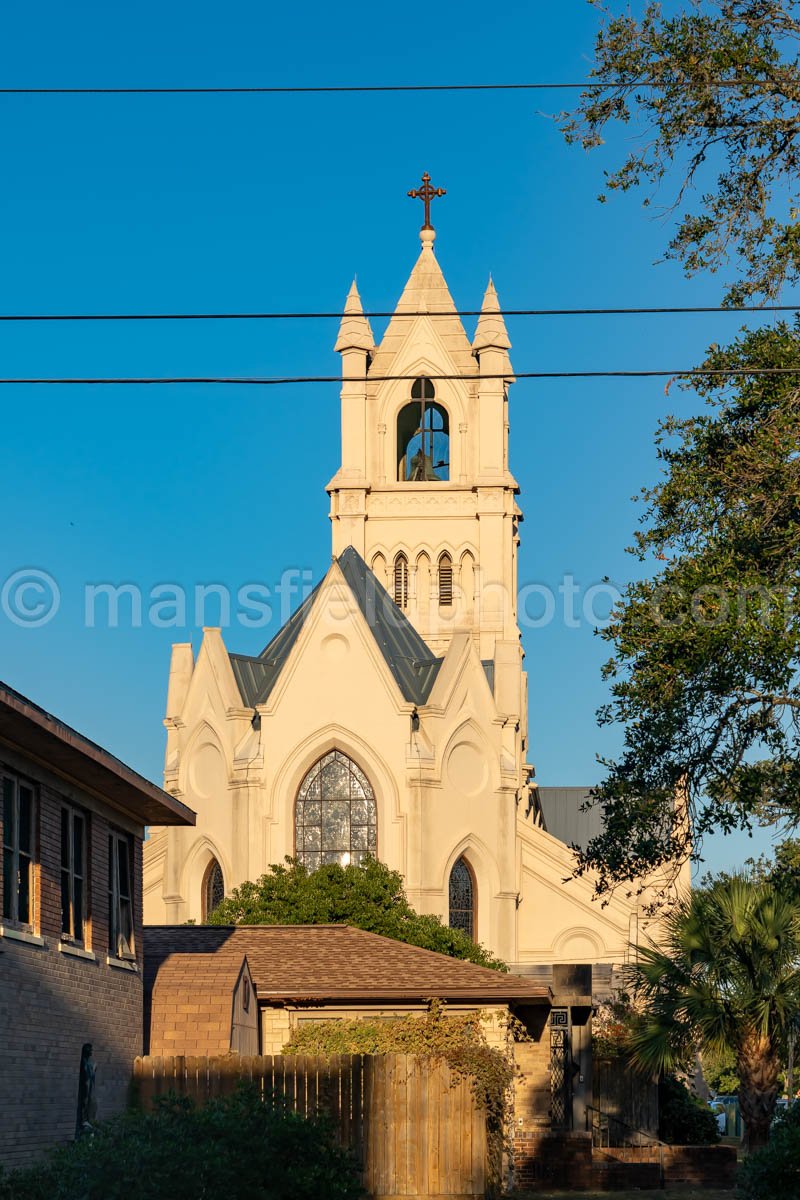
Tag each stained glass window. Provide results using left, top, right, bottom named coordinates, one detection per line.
left=295, top=751, right=377, bottom=872
left=449, top=856, right=475, bottom=940
left=204, top=859, right=225, bottom=918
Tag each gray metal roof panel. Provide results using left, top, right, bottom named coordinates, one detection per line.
left=229, top=547, right=441, bottom=708
left=537, top=786, right=604, bottom=853
left=337, top=546, right=442, bottom=704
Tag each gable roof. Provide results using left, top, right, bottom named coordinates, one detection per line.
left=229, top=547, right=442, bottom=708
left=144, top=924, right=551, bottom=1005
left=0, top=680, right=194, bottom=827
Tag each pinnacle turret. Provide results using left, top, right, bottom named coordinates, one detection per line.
left=334, top=281, right=375, bottom=354
left=472, top=276, right=511, bottom=354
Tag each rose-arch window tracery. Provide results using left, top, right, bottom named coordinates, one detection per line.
left=448, top=856, right=475, bottom=940
left=294, top=751, right=377, bottom=872
left=397, top=379, right=450, bottom=482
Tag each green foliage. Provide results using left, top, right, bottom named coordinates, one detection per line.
left=627, top=873, right=800, bottom=1150
left=577, top=322, right=800, bottom=890
left=658, top=1074, right=721, bottom=1146
left=0, top=1086, right=362, bottom=1200
left=282, top=999, right=523, bottom=1175
left=739, top=1100, right=800, bottom=1198
left=592, top=993, right=638, bottom=1065
left=703, top=1047, right=741, bottom=1097
left=208, top=855, right=506, bottom=970
left=748, top=838, right=800, bottom=909
left=561, top=1, right=800, bottom=304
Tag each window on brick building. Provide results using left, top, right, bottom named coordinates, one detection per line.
left=108, top=830, right=134, bottom=958
left=2, top=773, right=35, bottom=929
left=61, top=806, right=87, bottom=944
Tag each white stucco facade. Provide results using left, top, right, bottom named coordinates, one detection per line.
left=144, top=222, right=666, bottom=970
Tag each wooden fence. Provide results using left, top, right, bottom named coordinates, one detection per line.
left=132, top=1053, right=489, bottom=1199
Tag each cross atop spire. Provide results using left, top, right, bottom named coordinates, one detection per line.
left=407, top=172, right=446, bottom=231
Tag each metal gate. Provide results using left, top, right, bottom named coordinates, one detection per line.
left=550, top=1008, right=572, bottom=1129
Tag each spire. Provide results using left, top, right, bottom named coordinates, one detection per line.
left=472, top=276, right=511, bottom=354
left=334, top=280, right=375, bottom=354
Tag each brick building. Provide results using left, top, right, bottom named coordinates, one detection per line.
left=0, top=681, right=194, bottom=1168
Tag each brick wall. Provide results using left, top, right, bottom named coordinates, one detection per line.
left=0, top=759, right=145, bottom=1170
left=599, top=1144, right=738, bottom=1189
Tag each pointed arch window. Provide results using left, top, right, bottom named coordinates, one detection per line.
left=295, top=750, right=377, bottom=873
left=449, top=856, right=475, bottom=940
left=202, top=858, right=225, bottom=919
left=438, top=552, right=453, bottom=607
left=397, top=379, right=450, bottom=482
left=393, top=553, right=409, bottom=608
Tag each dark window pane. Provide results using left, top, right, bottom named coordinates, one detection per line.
left=61, top=869, right=71, bottom=936
left=3, top=847, right=12, bottom=918
left=73, top=815, right=84, bottom=878
left=117, top=838, right=130, bottom=900
left=74, top=878, right=84, bottom=941
left=61, top=808, right=69, bottom=870
left=18, top=789, right=32, bottom=855
left=2, top=778, right=14, bottom=850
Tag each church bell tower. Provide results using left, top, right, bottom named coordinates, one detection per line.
left=327, top=175, right=521, bottom=667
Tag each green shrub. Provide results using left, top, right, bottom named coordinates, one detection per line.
left=739, top=1101, right=800, bottom=1199
left=0, top=1086, right=363, bottom=1200
left=207, top=856, right=506, bottom=970
left=658, top=1074, right=720, bottom=1146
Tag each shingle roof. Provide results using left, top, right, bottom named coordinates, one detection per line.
left=229, top=547, right=442, bottom=708
left=143, top=933, right=248, bottom=1054
left=144, top=924, right=551, bottom=1005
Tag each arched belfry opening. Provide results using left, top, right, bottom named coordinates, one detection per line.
left=397, top=379, right=450, bottom=482
left=448, top=856, right=476, bottom=940
left=295, top=750, right=377, bottom=871
left=202, top=857, right=225, bottom=919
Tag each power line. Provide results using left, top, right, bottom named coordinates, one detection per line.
left=0, top=368, right=797, bottom=385
left=0, top=304, right=798, bottom=322
left=0, top=79, right=790, bottom=95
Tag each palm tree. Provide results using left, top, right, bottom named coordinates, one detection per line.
left=628, top=874, right=800, bottom=1151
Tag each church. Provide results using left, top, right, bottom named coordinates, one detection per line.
left=143, top=177, right=653, bottom=974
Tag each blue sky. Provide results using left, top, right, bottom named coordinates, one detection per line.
left=0, top=0, right=790, bottom=875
